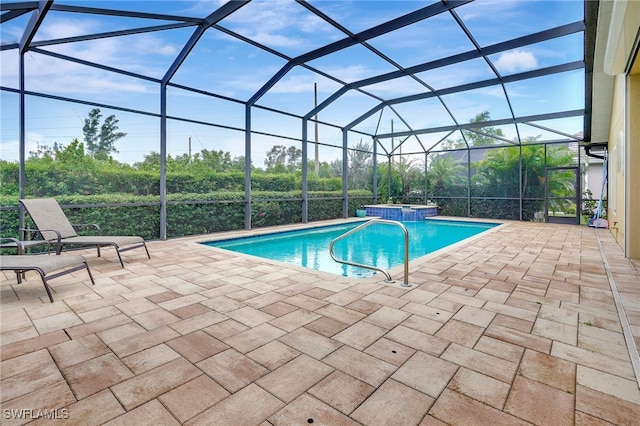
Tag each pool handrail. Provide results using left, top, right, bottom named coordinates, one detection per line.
left=329, top=219, right=411, bottom=287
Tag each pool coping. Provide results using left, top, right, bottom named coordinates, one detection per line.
left=194, top=216, right=508, bottom=287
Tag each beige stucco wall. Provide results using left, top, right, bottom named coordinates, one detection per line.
left=628, top=71, right=639, bottom=258
left=603, top=0, right=639, bottom=258
left=608, top=74, right=626, bottom=247
left=607, top=68, right=639, bottom=259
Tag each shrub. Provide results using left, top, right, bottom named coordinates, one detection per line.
left=0, top=190, right=374, bottom=241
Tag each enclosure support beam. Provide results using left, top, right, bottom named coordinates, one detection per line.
left=373, top=138, right=378, bottom=204
left=19, top=0, right=52, bottom=54
left=159, top=84, right=168, bottom=240
left=301, top=119, right=308, bottom=223
left=424, top=153, right=428, bottom=205
left=519, top=144, right=524, bottom=221
left=256, top=0, right=470, bottom=109
left=342, top=129, right=349, bottom=218
left=345, top=62, right=584, bottom=139
left=245, top=105, right=252, bottom=230
left=467, top=153, right=471, bottom=217
left=388, top=156, right=393, bottom=203
left=163, top=1, right=249, bottom=85
left=158, top=3, right=251, bottom=241
left=18, top=53, right=26, bottom=234
left=306, top=22, right=584, bottom=122
left=16, top=0, right=51, bottom=234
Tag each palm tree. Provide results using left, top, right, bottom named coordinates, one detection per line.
left=427, top=154, right=465, bottom=196
left=472, top=141, right=576, bottom=214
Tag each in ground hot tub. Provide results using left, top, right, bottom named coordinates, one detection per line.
left=363, top=204, right=438, bottom=221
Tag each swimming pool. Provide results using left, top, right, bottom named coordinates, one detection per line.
left=202, top=219, right=498, bottom=278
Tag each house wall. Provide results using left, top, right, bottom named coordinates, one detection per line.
left=628, top=69, right=639, bottom=258
left=608, top=75, right=626, bottom=247
left=604, top=1, right=639, bottom=259
left=607, top=67, right=639, bottom=258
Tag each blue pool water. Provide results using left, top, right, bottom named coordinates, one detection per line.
left=203, top=219, right=498, bottom=278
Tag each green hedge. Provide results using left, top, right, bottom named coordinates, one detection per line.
left=431, top=197, right=525, bottom=220
left=470, top=199, right=520, bottom=220
left=0, top=163, right=344, bottom=196
left=0, top=190, right=373, bottom=242
left=431, top=198, right=467, bottom=217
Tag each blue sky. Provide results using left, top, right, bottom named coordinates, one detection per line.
left=0, top=0, right=585, bottom=167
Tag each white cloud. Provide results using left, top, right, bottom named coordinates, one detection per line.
left=0, top=140, right=20, bottom=162
left=188, top=0, right=234, bottom=15
left=459, top=0, right=522, bottom=21
left=132, top=35, right=180, bottom=57
left=0, top=132, right=46, bottom=162
left=1, top=17, right=178, bottom=95
left=270, top=74, right=319, bottom=94
left=360, top=77, right=429, bottom=98
left=269, top=72, right=343, bottom=95
left=215, top=0, right=333, bottom=49
left=316, top=64, right=371, bottom=83
left=248, top=32, right=304, bottom=49
left=494, top=50, right=538, bottom=73
left=39, top=18, right=96, bottom=40
left=482, top=86, right=507, bottom=98
left=20, top=51, right=151, bottom=95
left=40, top=25, right=176, bottom=75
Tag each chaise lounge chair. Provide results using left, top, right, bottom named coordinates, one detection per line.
left=20, top=198, right=150, bottom=267
left=0, top=252, right=95, bottom=303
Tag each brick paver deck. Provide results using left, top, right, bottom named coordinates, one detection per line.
left=1, top=220, right=639, bottom=425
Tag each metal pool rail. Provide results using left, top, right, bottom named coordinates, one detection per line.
left=329, top=219, right=411, bottom=287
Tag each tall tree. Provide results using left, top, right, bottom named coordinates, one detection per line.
left=347, top=140, right=372, bottom=190
left=264, top=145, right=287, bottom=171
left=192, top=149, right=233, bottom=172
left=264, top=145, right=302, bottom=172
left=462, top=111, right=504, bottom=147
left=328, top=158, right=342, bottom=177
left=441, top=111, right=505, bottom=149
left=286, top=146, right=302, bottom=171
left=83, top=108, right=127, bottom=160
left=82, top=108, right=101, bottom=153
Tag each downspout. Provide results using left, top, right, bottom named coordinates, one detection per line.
left=584, top=142, right=607, bottom=160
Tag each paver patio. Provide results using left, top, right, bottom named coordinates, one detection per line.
left=1, top=219, right=639, bottom=425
